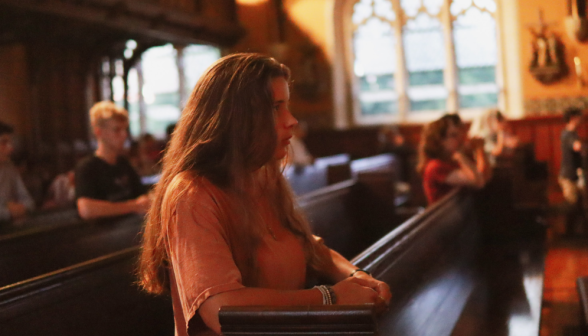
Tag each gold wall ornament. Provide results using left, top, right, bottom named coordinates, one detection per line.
left=574, top=56, right=587, bottom=87
left=565, top=0, right=588, bottom=42
left=528, top=10, right=568, bottom=84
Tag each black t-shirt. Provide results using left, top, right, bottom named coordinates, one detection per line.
left=560, top=129, right=582, bottom=181
left=75, top=155, right=146, bottom=202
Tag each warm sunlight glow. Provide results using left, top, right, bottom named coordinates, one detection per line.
left=236, top=0, right=267, bottom=5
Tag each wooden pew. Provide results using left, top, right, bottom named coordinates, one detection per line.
left=0, top=154, right=398, bottom=292
left=0, top=214, right=144, bottom=287
left=578, top=276, right=588, bottom=332
left=285, top=154, right=350, bottom=196
left=0, top=181, right=544, bottom=336
left=299, top=170, right=398, bottom=259
left=219, top=188, right=546, bottom=336
left=0, top=175, right=401, bottom=336
left=0, top=208, right=80, bottom=236
left=0, top=153, right=400, bottom=335
left=0, top=247, right=174, bottom=336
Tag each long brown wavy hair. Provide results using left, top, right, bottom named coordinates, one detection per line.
left=416, top=115, right=454, bottom=175
left=138, top=53, right=331, bottom=295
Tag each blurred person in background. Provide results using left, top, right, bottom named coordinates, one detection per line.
left=0, top=121, right=35, bottom=222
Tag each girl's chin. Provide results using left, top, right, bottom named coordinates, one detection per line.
left=273, top=148, right=287, bottom=161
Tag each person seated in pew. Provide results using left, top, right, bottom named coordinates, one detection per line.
left=469, top=109, right=519, bottom=164
left=417, top=114, right=488, bottom=204
left=43, top=169, right=76, bottom=209
left=138, top=54, right=391, bottom=336
left=379, top=125, right=415, bottom=183
left=559, top=107, right=587, bottom=237
left=129, top=133, right=162, bottom=177
left=0, top=121, right=35, bottom=222
left=75, top=101, right=150, bottom=220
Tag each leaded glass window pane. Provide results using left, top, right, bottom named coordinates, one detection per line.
left=400, top=0, right=420, bottom=17
left=450, top=0, right=472, bottom=16
left=353, top=0, right=374, bottom=25
left=403, top=13, right=447, bottom=112
left=423, top=0, right=443, bottom=16
left=141, top=44, right=181, bottom=138
left=374, top=0, right=395, bottom=21
left=353, top=12, right=397, bottom=116
left=184, top=45, right=221, bottom=98
left=474, top=0, right=496, bottom=12
left=454, top=6, right=498, bottom=108
left=127, top=68, right=141, bottom=137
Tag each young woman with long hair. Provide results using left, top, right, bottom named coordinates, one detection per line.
left=138, top=53, right=391, bottom=336
left=417, top=114, right=487, bottom=204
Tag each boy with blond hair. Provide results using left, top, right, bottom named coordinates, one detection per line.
left=75, top=101, right=150, bottom=219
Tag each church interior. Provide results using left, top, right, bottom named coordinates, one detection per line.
left=1, top=0, right=588, bottom=335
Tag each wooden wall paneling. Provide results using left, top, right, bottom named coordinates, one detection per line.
left=54, top=48, right=69, bottom=175
left=61, top=50, right=76, bottom=173
left=534, top=124, right=553, bottom=175
left=551, top=123, right=565, bottom=181
left=69, top=52, right=84, bottom=143
left=577, top=121, right=588, bottom=139
left=398, top=125, right=423, bottom=149
left=511, top=123, right=534, bottom=145
left=26, top=45, right=41, bottom=160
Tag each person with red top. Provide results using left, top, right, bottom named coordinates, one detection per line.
left=417, top=114, right=487, bottom=205
left=138, top=54, right=391, bottom=336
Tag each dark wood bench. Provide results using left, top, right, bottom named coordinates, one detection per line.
left=0, top=174, right=402, bottom=336
left=578, top=276, right=588, bottom=333
left=219, top=188, right=547, bottom=336
left=285, top=154, right=351, bottom=196
left=0, top=214, right=144, bottom=287
left=298, top=168, right=399, bottom=259
left=0, top=208, right=80, bottom=236
left=0, top=155, right=399, bottom=290
left=0, top=247, right=174, bottom=336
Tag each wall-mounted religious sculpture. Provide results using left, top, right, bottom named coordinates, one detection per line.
left=565, top=0, right=588, bottom=42
left=529, top=10, right=568, bottom=84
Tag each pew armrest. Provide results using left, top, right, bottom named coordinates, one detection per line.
left=219, top=305, right=377, bottom=335
left=578, top=276, right=588, bottom=328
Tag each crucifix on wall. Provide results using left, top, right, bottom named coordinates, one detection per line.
left=528, top=9, right=567, bottom=84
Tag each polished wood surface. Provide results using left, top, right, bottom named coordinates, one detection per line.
left=541, top=238, right=588, bottom=336
left=0, top=0, right=243, bottom=46
left=0, top=162, right=400, bottom=335
left=0, top=214, right=143, bottom=287
left=285, top=154, right=350, bottom=196
left=577, top=276, right=588, bottom=331
left=0, top=248, right=174, bottom=336
left=219, top=185, right=547, bottom=336
left=220, top=305, right=377, bottom=336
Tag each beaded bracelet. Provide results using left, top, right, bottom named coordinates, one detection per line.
left=349, top=268, right=371, bottom=277
left=314, top=285, right=337, bottom=305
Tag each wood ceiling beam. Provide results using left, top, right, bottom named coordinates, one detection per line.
left=0, top=0, right=244, bottom=46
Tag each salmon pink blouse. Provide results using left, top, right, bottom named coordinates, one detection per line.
left=166, top=176, right=310, bottom=336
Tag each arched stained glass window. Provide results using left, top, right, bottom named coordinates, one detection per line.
left=352, top=0, right=397, bottom=116
left=453, top=2, right=498, bottom=108
left=343, top=0, right=503, bottom=123
left=403, top=12, right=447, bottom=112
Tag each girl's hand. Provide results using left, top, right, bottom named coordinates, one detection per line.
left=332, top=276, right=391, bottom=314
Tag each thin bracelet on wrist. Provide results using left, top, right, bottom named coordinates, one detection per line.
left=314, top=285, right=336, bottom=305
left=349, top=268, right=371, bottom=277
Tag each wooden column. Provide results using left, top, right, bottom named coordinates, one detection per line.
left=441, top=0, right=459, bottom=112
left=175, top=45, right=187, bottom=110
left=392, top=0, right=410, bottom=121
left=136, top=61, right=147, bottom=135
